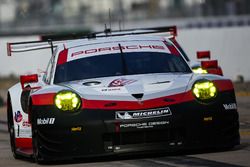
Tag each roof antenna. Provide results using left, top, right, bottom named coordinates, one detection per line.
left=118, top=0, right=125, bottom=30
left=109, top=8, right=112, bottom=31
left=104, top=9, right=112, bottom=36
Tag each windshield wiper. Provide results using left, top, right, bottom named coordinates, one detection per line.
left=118, top=43, right=128, bottom=75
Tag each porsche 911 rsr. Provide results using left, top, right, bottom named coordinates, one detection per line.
left=6, top=26, right=239, bottom=163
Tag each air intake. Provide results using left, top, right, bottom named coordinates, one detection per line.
left=132, top=93, right=144, bottom=100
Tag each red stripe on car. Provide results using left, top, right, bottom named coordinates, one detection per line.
left=57, top=49, right=68, bottom=65
left=213, top=80, right=234, bottom=91
left=31, top=91, right=194, bottom=109
left=32, top=93, right=55, bottom=105
left=163, top=41, right=180, bottom=56
left=15, top=138, right=32, bottom=148
left=30, top=80, right=234, bottom=108
left=82, top=91, right=194, bottom=110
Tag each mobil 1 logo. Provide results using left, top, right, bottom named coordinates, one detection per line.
left=37, top=118, right=55, bottom=125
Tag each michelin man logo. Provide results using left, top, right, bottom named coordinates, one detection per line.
left=116, top=112, right=133, bottom=119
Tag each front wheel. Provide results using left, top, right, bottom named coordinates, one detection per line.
left=32, top=128, right=43, bottom=163
left=31, top=107, right=47, bottom=163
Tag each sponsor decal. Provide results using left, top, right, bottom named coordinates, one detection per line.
left=223, top=103, right=237, bottom=110
left=101, top=88, right=121, bottom=92
left=16, top=128, right=32, bottom=138
left=14, top=111, right=23, bottom=123
left=120, top=121, right=169, bottom=129
left=22, top=121, right=31, bottom=127
left=109, top=78, right=136, bottom=87
left=203, top=117, right=213, bottom=121
left=37, top=118, right=55, bottom=125
left=71, top=126, right=82, bottom=132
left=116, top=107, right=172, bottom=120
left=71, top=45, right=166, bottom=57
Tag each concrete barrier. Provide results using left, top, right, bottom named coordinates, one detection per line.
left=178, top=26, right=250, bottom=81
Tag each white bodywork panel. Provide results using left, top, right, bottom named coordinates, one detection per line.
left=8, top=83, right=31, bottom=138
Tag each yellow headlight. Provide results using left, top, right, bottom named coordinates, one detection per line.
left=192, top=80, right=217, bottom=101
left=54, top=91, right=81, bottom=111
left=192, top=67, right=208, bottom=74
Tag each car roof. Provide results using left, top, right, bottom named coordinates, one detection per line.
left=64, top=35, right=169, bottom=50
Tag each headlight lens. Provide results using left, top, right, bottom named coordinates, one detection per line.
left=54, top=91, right=81, bottom=111
left=192, top=80, right=217, bottom=101
left=192, top=67, right=208, bottom=74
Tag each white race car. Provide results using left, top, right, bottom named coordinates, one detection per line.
left=6, top=26, right=239, bottom=163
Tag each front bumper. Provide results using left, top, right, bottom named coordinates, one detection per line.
left=32, top=91, right=240, bottom=160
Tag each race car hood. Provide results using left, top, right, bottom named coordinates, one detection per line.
left=60, top=73, right=193, bottom=101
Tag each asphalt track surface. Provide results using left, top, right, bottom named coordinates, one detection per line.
left=0, top=96, right=250, bottom=167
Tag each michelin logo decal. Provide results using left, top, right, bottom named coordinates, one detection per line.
left=116, top=107, right=171, bottom=120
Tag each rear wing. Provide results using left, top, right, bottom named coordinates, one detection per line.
left=7, top=40, right=65, bottom=56
left=40, top=26, right=177, bottom=41
left=7, top=26, right=177, bottom=56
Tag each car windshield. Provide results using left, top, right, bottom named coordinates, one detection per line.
left=54, top=52, right=192, bottom=83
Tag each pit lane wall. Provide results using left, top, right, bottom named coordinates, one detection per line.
left=0, top=26, right=250, bottom=81
left=178, top=26, right=250, bottom=81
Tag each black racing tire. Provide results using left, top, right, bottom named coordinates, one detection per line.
left=7, top=98, right=21, bottom=159
left=31, top=106, right=46, bottom=163
left=32, top=128, right=42, bottom=163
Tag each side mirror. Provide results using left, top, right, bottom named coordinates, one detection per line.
left=197, top=51, right=211, bottom=59
left=20, top=74, right=40, bottom=90
left=201, top=60, right=218, bottom=69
